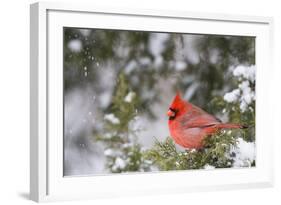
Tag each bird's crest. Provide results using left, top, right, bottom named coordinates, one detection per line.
left=169, top=92, right=188, bottom=114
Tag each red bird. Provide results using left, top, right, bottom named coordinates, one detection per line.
left=167, top=93, right=247, bottom=149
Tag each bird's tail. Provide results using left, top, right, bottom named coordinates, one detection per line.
left=216, top=123, right=248, bottom=129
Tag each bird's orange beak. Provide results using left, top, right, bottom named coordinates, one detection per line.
left=167, top=109, right=175, bottom=117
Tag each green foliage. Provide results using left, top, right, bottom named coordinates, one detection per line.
left=144, top=130, right=240, bottom=171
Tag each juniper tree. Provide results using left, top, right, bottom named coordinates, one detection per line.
left=144, top=131, right=238, bottom=170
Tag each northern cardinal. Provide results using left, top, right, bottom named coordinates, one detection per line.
left=167, top=93, right=247, bottom=149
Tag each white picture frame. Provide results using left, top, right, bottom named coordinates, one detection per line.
left=30, top=2, right=274, bottom=202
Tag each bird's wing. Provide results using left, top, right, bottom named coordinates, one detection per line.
left=180, top=112, right=220, bottom=129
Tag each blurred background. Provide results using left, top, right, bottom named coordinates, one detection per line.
left=63, top=27, right=255, bottom=176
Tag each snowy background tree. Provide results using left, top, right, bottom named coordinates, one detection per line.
left=97, top=72, right=153, bottom=173
left=63, top=28, right=255, bottom=175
